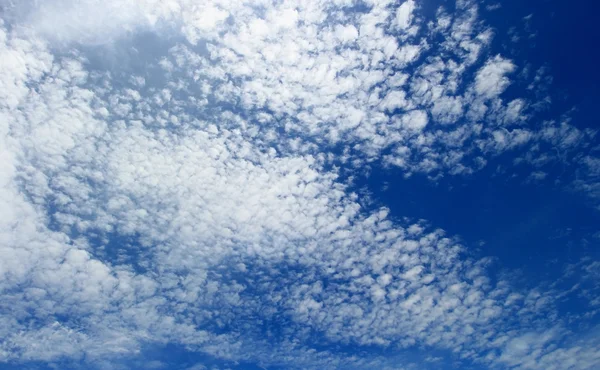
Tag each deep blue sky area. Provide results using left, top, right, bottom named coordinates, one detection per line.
left=491, top=0, right=600, bottom=121
left=361, top=0, right=600, bottom=269
left=361, top=160, right=600, bottom=270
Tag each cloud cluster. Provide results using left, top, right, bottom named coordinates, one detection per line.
left=1, top=1, right=599, bottom=369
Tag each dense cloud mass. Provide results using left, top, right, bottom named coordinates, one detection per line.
left=0, top=0, right=599, bottom=369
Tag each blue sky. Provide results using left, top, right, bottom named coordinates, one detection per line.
left=0, top=0, right=599, bottom=369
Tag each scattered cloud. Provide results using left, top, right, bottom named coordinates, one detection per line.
left=0, top=1, right=599, bottom=369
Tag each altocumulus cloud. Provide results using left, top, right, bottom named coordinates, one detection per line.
left=1, top=0, right=599, bottom=369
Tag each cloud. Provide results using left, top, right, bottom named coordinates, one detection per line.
left=6, top=0, right=152, bottom=45
left=474, top=55, right=516, bottom=99
left=0, top=1, right=599, bottom=369
left=395, top=0, right=417, bottom=30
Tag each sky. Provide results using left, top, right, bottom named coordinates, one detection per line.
left=0, top=0, right=599, bottom=369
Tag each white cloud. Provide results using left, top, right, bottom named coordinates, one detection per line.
left=0, top=1, right=599, bottom=370
left=11, top=0, right=154, bottom=45
left=395, top=0, right=416, bottom=30
left=397, top=110, right=429, bottom=131
left=474, top=55, right=516, bottom=99
left=431, top=96, right=464, bottom=125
